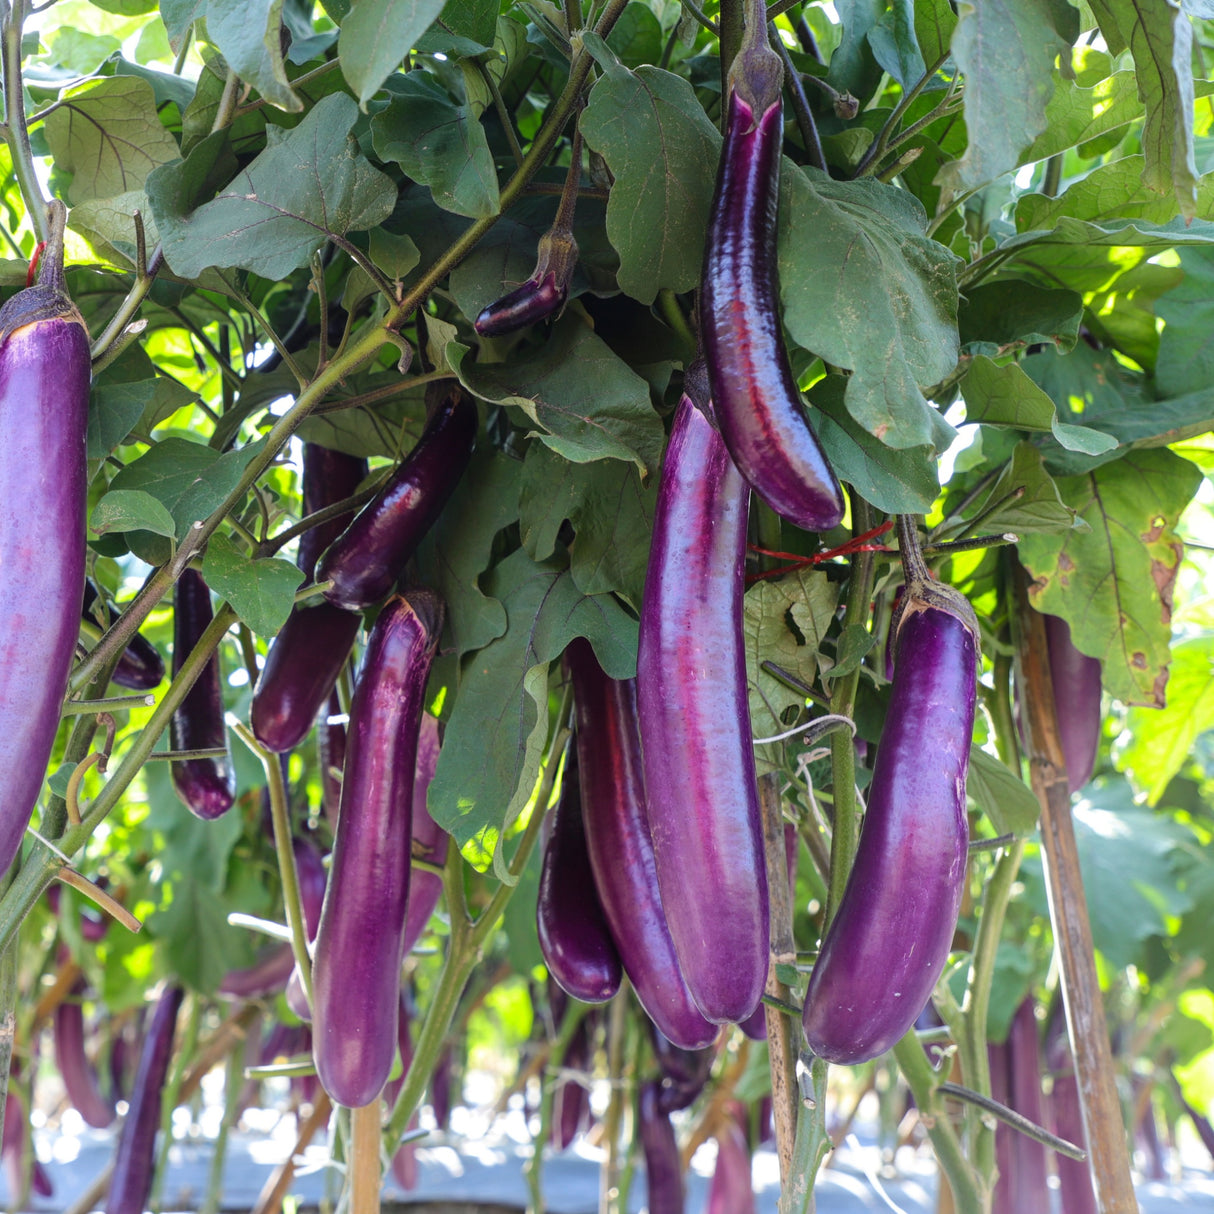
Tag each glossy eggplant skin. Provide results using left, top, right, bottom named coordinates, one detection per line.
left=82, top=582, right=164, bottom=691
left=537, top=749, right=622, bottom=1004
left=801, top=591, right=978, bottom=1064
left=297, top=444, right=369, bottom=581
left=317, top=386, right=476, bottom=611
left=700, top=70, right=843, bottom=534
left=639, top=1079, right=685, bottom=1214
left=54, top=984, right=117, bottom=1128
left=1000, top=998, right=1049, bottom=1214
left=1042, top=613, right=1102, bottom=794
left=251, top=602, right=360, bottom=753
left=170, top=569, right=236, bottom=820
left=105, top=984, right=184, bottom=1214
left=651, top=1029, right=714, bottom=1115
left=401, top=712, right=448, bottom=957
left=565, top=638, right=716, bottom=1050
left=637, top=392, right=767, bottom=1025
left=0, top=215, right=90, bottom=878
left=318, top=690, right=346, bottom=824
left=311, top=591, right=443, bottom=1108
left=475, top=272, right=566, bottom=337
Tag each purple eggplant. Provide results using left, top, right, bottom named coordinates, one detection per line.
left=430, top=1044, right=454, bottom=1129
left=2, top=1090, right=52, bottom=1203
left=1000, top=998, right=1049, bottom=1214
left=537, top=749, right=622, bottom=1004
left=82, top=581, right=164, bottom=691
left=251, top=602, right=360, bottom=754
left=401, top=712, right=448, bottom=956
left=220, top=942, right=296, bottom=1000
left=297, top=444, right=369, bottom=581
left=637, top=384, right=767, bottom=1025
left=170, top=568, right=236, bottom=820
left=706, top=1105, right=755, bottom=1214
left=639, top=1079, right=685, bottom=1214
left=0, top=201, right=90, bottom=877
left=1042, top=613, right=1102, bottom=794
left=105, top=984, right=184, bottom=1214
left=700, top=51, right=843, bottom=534
left=551, top=1017, right=592, bottom=1150
left=250, top=445, right=367, bottom=753
left=1046, top=1017, right=1097, bottom=1214
left=987, top=1037, right=1014, bottom=1214
left=317, top=385, right=477, bottom=611
left=565, top=638, right=716, bottom=1051
left=652, top=1028, right=714, bottom=1115
left=55, top=984, right=117, bottom=1128
left=311, top=590, right=443, bottom=1107
left=801, top=551, right=978, bottom=1064
left=386, top=992, right=420, bottom=1190
left=474, top=227, right=577, bottom=337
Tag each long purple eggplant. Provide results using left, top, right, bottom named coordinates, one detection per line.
left=82, top=581, right=164, bottom=691
left=700, top=50, right=843, bottom=533
left=652, top=1028, right=714, bottom=1114
left=318, top=690, right=346, bottom=824
left=0, top=201, right=90, bottom=876
left=637, top=384, right=767, bottom=1025
left=55, top=983, right=117, bottom=1128
left=400, top=713, right=446, bottom=952
left=706, top=1104, right=755, bottom=1214
left=801, top=525, right=978, bottom=1064
left=317, top=385, right=476, bottom=610
left=565, top=638, right=716, bottom=1051
left=250, top=445, right=367, bottom=753
left=639, top=1079, right=685, bottom=1214
left=170, top=568, right=236, bottom=820
left=551, top=1017, right=592, bottom=1150
left=105, top=984, right=184, bottom=1214
left=1045, top=1013, right=1097, bottom=1214
left=2, top=1090, right=53, bottom=1203
left=537, top=748, right=622, bottom=1004
left=987, top=1038, right=1013, bottom=1214
left=386, top=991, right=420, bottom=1190
left=1001, top=998, right=1049, bottom=1214
left=1042, top=613, right=1102, bottom=793
left=311, top=590, right=443, bottom=1107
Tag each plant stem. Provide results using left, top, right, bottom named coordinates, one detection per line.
left=771, top=24, right=824, bottom=172
left=1, top=0, right=47, bottom=241
left=852, top=49, right=950, bottom=179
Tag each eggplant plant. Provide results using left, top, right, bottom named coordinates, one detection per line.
left=0, top=1, right=1211, bottom=1212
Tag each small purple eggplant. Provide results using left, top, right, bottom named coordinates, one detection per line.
left=169, top=569, right=236, bottom=820
left=639, top=1079, right=684, bottom=1214
left=401, top=712, right=448, bottom=957
left=54, top=984, right=117, bottom=1129
left=1042, top=613, right=1102, bottom=793
left=637, top=382, right=767, bottom=1025
left=317, top=385, right=476, bottom=611
left=474, top=228, right=577, bottom=337
left=82, top=581, right=164, bottom=691
left=1045, top=1014, right=1096, bottom=1214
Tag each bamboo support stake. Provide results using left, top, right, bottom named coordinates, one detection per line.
left=349, top=1100, right=383, bottom=1214
left=1012, top=566, right=1136, bottom=1213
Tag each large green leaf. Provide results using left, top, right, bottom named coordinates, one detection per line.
left=967, top=746, right=1041, bottom=836
left=339, top=0, right=448, bottom=106
left=1154, top=247, right=1214, bottom=397
left=780, top=168, right=961, bottom=450
left=207, top=0, right=301, bottom=112
left=1017, top=448, right=1203, bottom=706
left=43, top=76, right=180, bottom=205
left=580, top=54, right=721, bottom=304
left=427, top=548, right=639, bottom=851
left=202, top=533, right=305, bottom=638
left=961, top=357, right=1120, bottom=456
left=450, top=321, right=663, bottom=473
left=147, top=93, right=398, bottom=279
left=961, top=442, right=1077, bottom=537
left=957, top=281, right=1083, bottom=355
left=370, top=73, right=500, bottom=219
left=1119, top=634, right=1214, bottom=804
left=1019, top=71, right=1143, bottom=165
left=938, top=0, right=1077, bottom=192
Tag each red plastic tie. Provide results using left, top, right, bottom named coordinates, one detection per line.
left=26, top=240, right=47, bottom=287
left=745, top=521, right=895, bottom=583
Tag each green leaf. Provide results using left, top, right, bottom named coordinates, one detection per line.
left=88, top=378, right=156, bottom=458
left=1019, top=71, right=1144, bottom=165
left=938, top=0, right=1076, bottom=192
left=957, top=281, right=1083, bottom=355
left=744, top=570, right=839, bottom=773
left=967, top=746, right=1041, bottom=836
left=370, top=73, right=499, bottom=219
left=207, top=0, right=301, bottom=113
left=1017, top=448, right=1203, bottom=706
left=43, top=76, right=181, bottom=205
left=604, top=2, right=665, bottom=69
left=965, top=442, right=1077, bottom=536
left=829, top=623, right=876, bottom=681
left=1155, top=247, right=1214, bottom=397
left=962, top=357, right=1120, bottom=456
left=340, top=0, right=447, bottom=106
left=161, top=0, right=207, bottom=51
left=70, top=190, right=159, bottom=268
left=1118, top=0, right=1198, bottom=219
left=108, top=436, right=268, bottom=538
left=147, top=93, right=398, bottom=279
left=202, top=533, right=305, bottom=637
left=518, top=444, right=656, bottom=609
left=414, top=449, right=520, bottom=655
left=90, top=489, right=177, bottom=538
left=428, top=548, right=639, bottom=851
left=48, top=28, right=121, bottom=74
left=866, top=0, right=925, bottom=90
left=1119, top=634, right=1214, bottom=804
left=913, top=0, right=957, bottom=63
left=580, top=56, right=720, bottom=304
left=434, top=0, right=498, bottom=48
left=156, top=874, right=246, bottom=993
left=809, top=375, right=940, bottom=514
left=780, top=167, right=961, bottom=450
left=450, top=321, right=663, bottom=473
left=296, top=375, right=428, bottom=458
